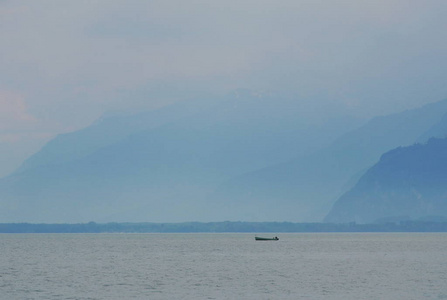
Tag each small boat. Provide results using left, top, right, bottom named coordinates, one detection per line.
left=255, top=236, right=279, bottom=241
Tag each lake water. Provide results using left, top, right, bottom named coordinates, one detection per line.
left=1, top=233, right=446, bottom=299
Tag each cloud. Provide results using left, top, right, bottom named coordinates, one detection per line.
left=1, top=0, right=447, bottom=128
left=0, top=4, right=29, bottom=17
left=0, top=90, right=56, bottom=143
left=0, top=90, right=37, bottom=131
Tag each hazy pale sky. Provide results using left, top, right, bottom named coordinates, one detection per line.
left=1, top=0, right=447, bottom=176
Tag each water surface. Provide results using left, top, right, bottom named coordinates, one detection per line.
left=1, top=233, right=446, bottom=299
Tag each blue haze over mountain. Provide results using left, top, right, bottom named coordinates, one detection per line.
left=212, top=99, right=447, bottom=221
left=325, top=137, right=447, bottom=223
left=415, top=113, right=447, bottom=143
left=1, top=94, right=447, bottom=223
left=0, top=91, right=360, bottom=223
left=15, top=96, right=219, bottom=175
left=2, top=1, right=447, bottom=224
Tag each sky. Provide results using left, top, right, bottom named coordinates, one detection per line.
left=1, top=0, right=447, bottom=177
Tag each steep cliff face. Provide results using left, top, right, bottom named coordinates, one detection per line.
left=213, top=100, right=447, bottom=221
left=325, top=138, right=447, bottom=223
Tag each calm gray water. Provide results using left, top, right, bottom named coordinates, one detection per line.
left=1, top=233, right=446, bottom=299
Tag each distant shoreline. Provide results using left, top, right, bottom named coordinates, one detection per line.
left=1, top=221, right=447, bottom=233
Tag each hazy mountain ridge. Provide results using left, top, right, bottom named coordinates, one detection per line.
left=212, top=99, right=447, bottom=221
left=2, top=95, right=447, bottom=223
left=325, top=137, right=447, bottom=223
left=416, top=113, right=447, bottom=143
left=0, top=92, right=362, bottom=223
left=14, top=95, right=219, bottom=175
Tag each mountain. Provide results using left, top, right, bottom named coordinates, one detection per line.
left=211, top=99, right=447, bottom=222
left=416, top=113, right=447, bottom=143
left=0, top=91, right=361, bottom=223
left=14, top=95, right=219, bottom=175
left=324, top=138, right=447, bottom=223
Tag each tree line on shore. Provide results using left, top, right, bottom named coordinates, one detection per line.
left=1, top=221, right=447, bottom=233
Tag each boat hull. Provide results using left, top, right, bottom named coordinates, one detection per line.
left=255, top=237, right=279, bottom=241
